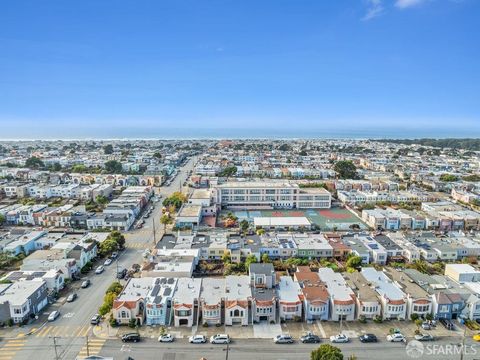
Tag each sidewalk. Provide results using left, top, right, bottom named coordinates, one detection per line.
left=92, top=322, right=119, bottom=339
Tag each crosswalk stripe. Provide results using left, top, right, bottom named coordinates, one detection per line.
left=36, top=326, right=52, bottom=337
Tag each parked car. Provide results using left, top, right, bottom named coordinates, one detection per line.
left=48, top=311, right=60, bottom=322
left=359, top=334, right=378, bottom=343
left=330, top=334, right=349, bottom=343
left=90, top=314, right=102, bottom=325
left=122, top=333, right=140, bottom=343
left=66, top=293, right=77, bottom=302
left=421, top=322, right=432, bottom=330
left=95, top=265, right=104, bottom=274
left=117, top=268, right=127, bottom=279
left=439, top=318, right=455, bottom=330
left=274, top=334, right=294, bottom=344
left=189, top=335, right=207, bottom=344
left=472, top=333, right=480, bottom=342
left=210, top=334, right=230, bottom=344
left=111, top=252, right=119, bottom=259
left=387, top=333, right=406, bottom=342
left=415, top=334, right=435, bottom=341
left=158, top=334, right=175, bottom=342
left=300, top=332, right=321, bottom=344
left=81, top=279, right=91, bottom=288
left=104, top=258, right=113, bottom=266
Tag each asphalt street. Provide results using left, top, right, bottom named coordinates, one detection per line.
left=95, top=337, right=480, bottom=360
left=0, top=157, right=196, bottom=360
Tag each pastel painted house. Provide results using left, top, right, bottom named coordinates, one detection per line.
left=384, top=268, right=432, bottom=319
left=432, top=292, right=464, bottom=320
left=343, top=271, right=381, bottom=320
left=249, top=263, right=277, bottom=323
left=225, top=275, right=251, bottom=326
left=278, top=276, right=302, bottom=321
left=318, top=267, right=356, bottom=321
left=361, top=268, right=407, bottom=320
left=200, top=278, right=225, bottom=326
left=294, top=268, right=329, bottom=321
left=145, top=278, right=177, bottom=326
left=172, top=278, right=202, bottom=327
left=113, top=278, right=152, bottom=326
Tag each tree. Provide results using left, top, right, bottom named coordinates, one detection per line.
left=99, top=239, right=119, bottom=256
left=72, top=164, right=87, bottom=173
left=153, top=152, right=162, bottom=159
left=0, top=214, right=5, bottom=225
left=106, top=282, right=123, bottom=295
left=240, top=219, right=249, bottom=233
left=245, top=254, right=258, bottom=269
left=103, top=144, right=114, bottom=154
left=334, top=160, right=357, bottom=179
left=219, top=166, right=237, bottom=177
left=109, top=230, right=125, bottom=248
left=160, top=214, right=173, bottom=231
left=162, top=192, right=187, bottom=210
left=95, top=195, right=109, bottom=205
left=439, top=173, right=459, bottom=182
left=221, top=251, right=231, bottom=264
left=311, top=344, right=343, bottom=360
left=104, top=160, right=123, bottom=173
left=51, top=162, right=62, bottom=171
left=25, top=156, right=44, bottom=169
left=261, top=253, right=271, bottom=263
left=346, top=255, right=362, bottom=271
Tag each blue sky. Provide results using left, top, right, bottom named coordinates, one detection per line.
left=0, top=0, right=479, bottom=139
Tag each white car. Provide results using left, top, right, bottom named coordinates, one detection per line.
left=95, top=265, right=105, bottom=274
left=189, top=335, right=207, bottom=344
left=158, top=334, right=175, bottom=342
left=330, top=334, right=349, bottom=343
left=104, top=258, right=113, bottom=266
left=48, top=310, right=60, bottom=322
left=210, top=334, right=230, bottom=344
left=387, top=333, right=406, bottom=342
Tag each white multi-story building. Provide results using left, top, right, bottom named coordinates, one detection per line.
left=216, top=181, right=331, bottom=209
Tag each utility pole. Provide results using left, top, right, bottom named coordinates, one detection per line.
left=52, top=336, right=59, bottom=360
left=86, top=335, right=90, bottom=357
left=459, top=320, right=467, bottom=360
left=224, top=341, right=230, bottom=360
left=152, top=216, right=156, bottom=244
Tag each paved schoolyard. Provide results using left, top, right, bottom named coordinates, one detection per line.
left=220, top=207, right=367, bottom=230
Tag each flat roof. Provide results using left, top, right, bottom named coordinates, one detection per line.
left=254, top=217, right=311, bottom=227
left=201, top=278, right=225, bottom=305
left=178, top=204, right=202, bottom=218
left=173, top=278, right=202, bottom=304
left=278, top=276, right=301, bottom=303
left=343, top=272, right=380, bottom=303
left=225, top=275, right=251, bottom=300
left=361, top=268, right=406, bottom=302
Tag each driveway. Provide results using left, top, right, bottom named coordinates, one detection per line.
left=253, top=322, right=282, bottom=339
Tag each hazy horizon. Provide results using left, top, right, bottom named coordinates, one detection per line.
left=1, top=1, right=479, bottom=138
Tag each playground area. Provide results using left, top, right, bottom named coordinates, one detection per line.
left=219, top=207, right=368, bottom=231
